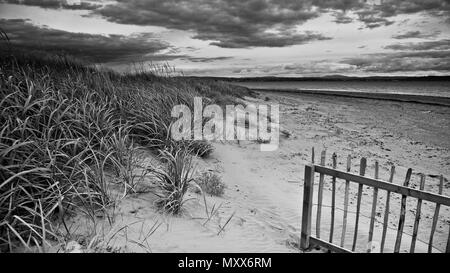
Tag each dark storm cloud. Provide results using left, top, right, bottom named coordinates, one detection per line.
left=384, top=39, right=450, bottom=51
left=61, top=1, right=101, bottom=10
left=342, top=50, right=450, bottom=72
left=317, top=0, right=450, bottom=28
left=332, top=12, right=354, bottom=24
left=0, top=0, right=101, bottom=10
left=368, top=0, right=449, bottom=27
left=313, top=0, right=364, bottom=11
left=183, top=56, right=233, bottom=63
left=344, top=38, right=450, bottom=73
left=374, top=0, right=449, bottom=17
left=196, top=30, right=331, bottom=48
left=355, top=9, right=395, bottom=28
left=94, top=0, right=330, bottom=48
left=91, top=0, right=450, bottom=48
left=3, top=0, right=449, bottom=48
left=0, top=18, right=172, bottom=63
left=392, top=30, right=442, bottom=39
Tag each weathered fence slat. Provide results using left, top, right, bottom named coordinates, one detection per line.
left=410, top=174, right=426, bottom=253
left=380, top=166, right=395, bottom=253
left=368, top=161, right=379, bottom=251
left=301, top=164, right=315, bottom=250
left=428, top=175, right=444, bottom=253
left=316, top=150, right=326, bottom=238
left=340, top=155, right=351, bottom=248
left=394, top=168, right=412, bottom=253
left=446, top=226, right=450, bottom=253
left=329, top=152, right=337, bottom=245
left=313, top=166, right=450, bottom=206
left=352, top=157, right=367, bottom=252
left=310, top=237, right=353, bottom=253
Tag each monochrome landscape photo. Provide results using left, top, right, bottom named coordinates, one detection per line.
left=0, top=0, right=449, bottom=255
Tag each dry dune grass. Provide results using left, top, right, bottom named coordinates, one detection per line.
left=0, top=44, right=253, bottom=252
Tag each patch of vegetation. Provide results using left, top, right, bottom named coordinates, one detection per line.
left=196, top=171, right=226, bottom=197
left=0, top=44, right=250, bottom=251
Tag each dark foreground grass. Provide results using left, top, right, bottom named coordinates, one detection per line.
left=0, top=47, right=253, bottom=252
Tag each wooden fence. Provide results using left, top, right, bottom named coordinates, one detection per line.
left=300, top=149, right=450, bottom=253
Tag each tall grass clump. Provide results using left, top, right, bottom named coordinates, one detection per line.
left=150, top=148, right=196, bottom=215
left=0, top=44, right=252, bottom=251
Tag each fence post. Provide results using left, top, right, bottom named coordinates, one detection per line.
left=394, top=168, right=412, bottom=253
left=301, top=164, right=315, bottom=251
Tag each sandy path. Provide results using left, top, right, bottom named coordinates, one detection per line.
left=63, top=144, right=302, bottom=253
left=209, top=143, right=302, bottom=251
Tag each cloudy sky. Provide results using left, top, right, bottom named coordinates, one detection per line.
left=0, top=0, right=449, bottom=76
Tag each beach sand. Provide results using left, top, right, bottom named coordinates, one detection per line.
left=60, top=90, right=450, bottom=253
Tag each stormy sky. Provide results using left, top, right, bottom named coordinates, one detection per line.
left=0, top=0, right=449, bottom=76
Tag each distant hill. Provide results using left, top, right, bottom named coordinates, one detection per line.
left=184, top=75, right=450, bottom=82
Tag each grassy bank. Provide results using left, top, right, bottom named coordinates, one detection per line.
left=0, top=47, right=253, bottom=252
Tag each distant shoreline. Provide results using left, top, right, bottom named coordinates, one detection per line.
left=188, top=75, right=450, bottom=82
left=249, top=88, right=450, bottom=107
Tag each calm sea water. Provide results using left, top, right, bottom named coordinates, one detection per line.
left=234, top=81, right=450, bottom=98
